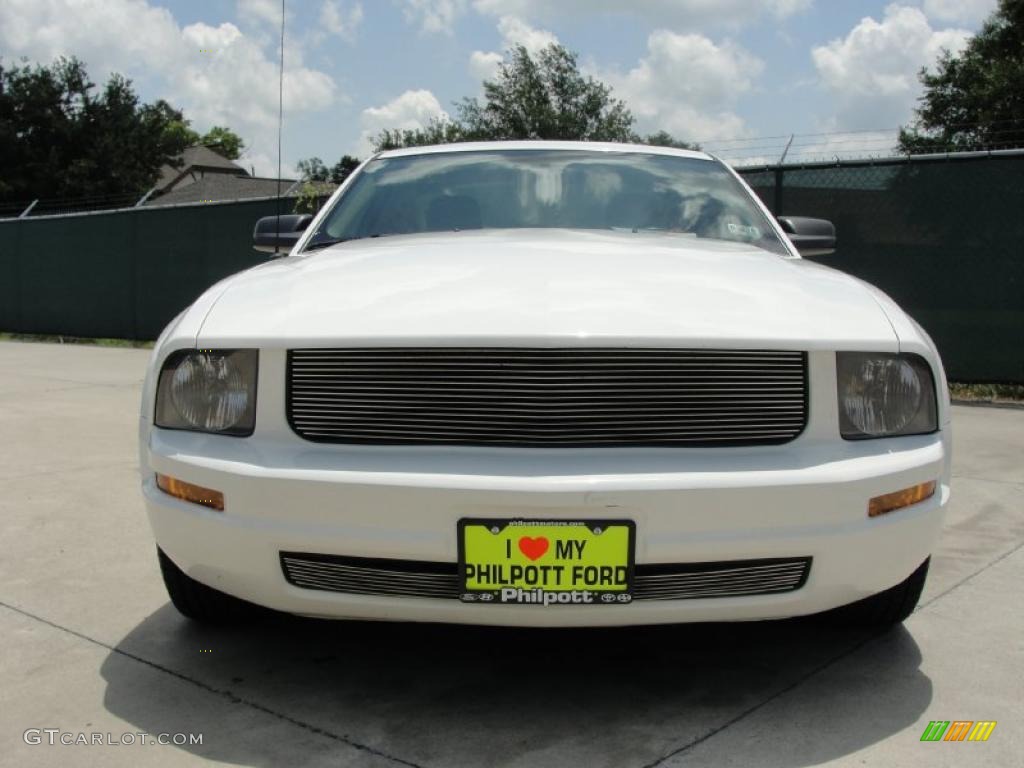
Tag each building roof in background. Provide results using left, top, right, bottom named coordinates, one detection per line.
left=156, top=146, right=249, bottom=190
left=294, top=179, right=340, bottom=196
left=145, top=175, right=300, bottom=206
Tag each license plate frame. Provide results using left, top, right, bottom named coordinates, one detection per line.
left=457, top=518, right=636, bottom=605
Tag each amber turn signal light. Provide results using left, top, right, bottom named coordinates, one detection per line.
left=868, top=480, right=936, bottom=517
left=156, top=473, right=225, bottom=511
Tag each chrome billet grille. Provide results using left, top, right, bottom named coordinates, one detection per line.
left=280, top=554, right=811, bottom=602
left=281, top=554, right=461, bottom=600
left=632, top=559, right=811, bottom=601
left=286, top=348, right=808, bottom=447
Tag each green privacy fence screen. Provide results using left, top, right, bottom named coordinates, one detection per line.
left=0, top=198, right=283, bottom=341
left=740, top=152, right=1024, bottom=383
left=1, top=153, right=1022, bottom=381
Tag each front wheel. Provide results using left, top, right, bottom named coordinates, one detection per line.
left=826, top=557, right=930, bottom=627
left=158, top=548, right=259, bottom=624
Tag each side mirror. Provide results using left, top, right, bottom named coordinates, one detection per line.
left=777, top=216, right=836, bottom=257
left=253, top=214, right=313, bottom=254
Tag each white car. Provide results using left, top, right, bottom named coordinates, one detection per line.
left=140, top=141, right=950, bottom=627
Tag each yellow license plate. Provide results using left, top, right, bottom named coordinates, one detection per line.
left=458, top=519, right=635, bottom=605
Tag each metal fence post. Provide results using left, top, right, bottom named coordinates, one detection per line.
left=135, top=186, right=158, bottom=207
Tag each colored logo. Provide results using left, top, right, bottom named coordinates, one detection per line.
left=920, top=721, right=997, bottom=742
left=518, top=536, right=549, bottom=561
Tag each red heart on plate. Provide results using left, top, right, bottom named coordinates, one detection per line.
left=518, top=536, right=549, bottom=561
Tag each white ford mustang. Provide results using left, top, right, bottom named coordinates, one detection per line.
left=140, top=141, right=950, bottom=627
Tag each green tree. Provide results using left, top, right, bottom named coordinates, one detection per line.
left=458, top=44, right=635, bottom=141
left=371, top=43, right=692, bottom=152
left=200, top=125, right=245, bottom=160
left=156, top=100, right=199, bottom=150
left=295, top=156, right=330, bottom=181
left=0, top=56, right=245, bottom=205
left=330, top=154, right=361, bottom=184
left=295, top=154, right=362, bottom=184
left=899, top=0, right=1024, bottom=153
left=374, top=118, right=467, bottom=151
left=293, top=181, right=323, bottom=214
left=638, top=130, right=699, bottom=150
left=293, top=155, right=361, bottom=214
left=156, top=113, right=245, bottom=159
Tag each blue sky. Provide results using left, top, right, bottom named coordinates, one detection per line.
left=0, top=0, right=999, bottom=175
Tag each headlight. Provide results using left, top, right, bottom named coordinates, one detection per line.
left=154, top=349, right=258, bottom=435
left=837, top=353, right=937, bottom=439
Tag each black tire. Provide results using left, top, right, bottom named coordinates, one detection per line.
left=158, top=548, right=258, bottom=624
left=827, top=557, right=930, bottom=627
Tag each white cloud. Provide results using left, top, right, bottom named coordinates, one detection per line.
left=812, top=4, right=972, bottom=129
left=468, top=21, right=761, bottom=142
left=468, top=16, right=558, bottom=82
left=236, top=0, right=281, bottom=27
left=598, top=30, right=764, bottom=142
left=317, top=0, right=364, bottom=42
left=243, top=151, right=279, bottom=178
left=469, top=50, right=504, bottom=81
left=0, top=0, right=336, bottom=178
left=494, top=15, right=558, bottom=53
left=401, top=0, right=468, bottom=34
left=473, top=0, right=813, bottom=28
left=404, top=0, right=812, bottom=34
left=178, top=22, right=335, bottom=127
left=356, top=89, right=450, bottom=155
left=0, top=0, right=181, bottom=81
left=921, top=0, right=998, bottom=24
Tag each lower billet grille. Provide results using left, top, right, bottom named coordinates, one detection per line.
left=286, top=347, right=808, bottom=447
left=280, top=553, right=811, bottom=602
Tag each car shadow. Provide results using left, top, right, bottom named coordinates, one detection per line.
left=101, top=605, right=932, bottom=768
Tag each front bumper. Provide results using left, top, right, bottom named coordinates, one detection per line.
left=143, top=420, right=950, bottom=626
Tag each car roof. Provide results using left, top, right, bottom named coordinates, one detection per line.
left=375, top=140, right=714, bottom=162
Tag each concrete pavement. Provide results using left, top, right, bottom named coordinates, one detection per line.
left=0, top=340, right=1021, bottom=767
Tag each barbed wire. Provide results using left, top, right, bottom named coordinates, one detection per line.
left=0, top=191, right=141, bottom=217
left=708, top=119, right=1024, bottom=167
left=4, top=121, right=1024, bottom=216
left=725, top=140, right=1024, bottom=166
left=697, top=117, right=1024, bottom=146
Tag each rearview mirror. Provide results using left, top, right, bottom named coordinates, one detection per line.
left=253, top=214, right=313, bottom=254
left=777, top=216, right=836, bottom=257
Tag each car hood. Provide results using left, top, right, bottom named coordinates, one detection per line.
left=196, top=229, right=898, bottom=349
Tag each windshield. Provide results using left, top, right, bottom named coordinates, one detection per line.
left=306, top=149, right=789, bottom=256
